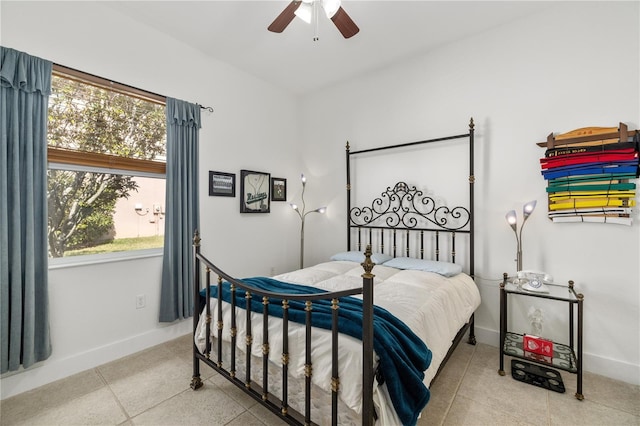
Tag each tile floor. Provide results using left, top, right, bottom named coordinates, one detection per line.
left=1, top=334, right=638, bottom=425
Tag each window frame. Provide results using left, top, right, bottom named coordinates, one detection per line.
left=47, top=65, right=167, bottom=267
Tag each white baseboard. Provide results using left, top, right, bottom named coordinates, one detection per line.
left=3, top=322, right=637, bottom=400
left=0, top=320, right=191, bottom=400
left=473, top=326, right=640, bottom=386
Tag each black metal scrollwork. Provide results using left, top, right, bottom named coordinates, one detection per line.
left=349, top=182, right=469, bottom=231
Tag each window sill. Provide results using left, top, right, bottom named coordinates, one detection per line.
left=48, top=248, right=163, bottom=270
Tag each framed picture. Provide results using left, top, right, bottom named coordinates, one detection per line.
left=209, top=171, right=235, bottom=197
left=271, top=177, right=287, bottom=202
left=240, top=170, right=270, bottom=213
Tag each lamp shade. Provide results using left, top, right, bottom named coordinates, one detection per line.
left=294, top=2, right=313, bottom=24
left=505, top=210, right=517, bottom=232
left=322, top=0, right=341, bottom=18
left=523, top=200, right=537, bottom=219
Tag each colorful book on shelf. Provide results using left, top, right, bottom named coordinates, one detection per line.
left=548, top=190, right=636, bottom=201
left=544, top=141, right=638, bottom=158
left=546, top=182, right=636, bottom=193
left=540, top=152, right=638, bottom=169
left=550, top=215, right=632, bottom=225
left=547, top=173, right=638, bottom=185
left=547, top=206, right=632, bottom=216
left=548, top=198, right=635, bottom=211
left=542, top=165, right=638, bottom=180
left=547, top=205, right=634, bottom=225
left=541, top=160, right=638, bottom=173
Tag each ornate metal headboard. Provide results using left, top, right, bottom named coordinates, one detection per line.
left=349, top=181, right=470, bottom=262
left=346, top=118, right=475, bottom=274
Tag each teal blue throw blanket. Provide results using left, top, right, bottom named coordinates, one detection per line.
left=200, top=276, right=432, bottom=425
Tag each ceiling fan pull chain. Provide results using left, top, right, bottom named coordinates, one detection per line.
left=313, top=0, right=319, bottom=41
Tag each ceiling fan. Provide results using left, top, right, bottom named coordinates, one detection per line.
left=268, top=0, right=360, bottom=39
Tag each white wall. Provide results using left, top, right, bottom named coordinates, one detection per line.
left=299, top=1, right=640, bottom=385
left=0, top=1, right=302, bottom=399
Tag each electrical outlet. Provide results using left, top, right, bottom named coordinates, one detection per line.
left=136, top=294, right=146, bottom=309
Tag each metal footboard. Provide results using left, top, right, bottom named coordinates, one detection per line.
left=191, top=231, right=376, bottom=426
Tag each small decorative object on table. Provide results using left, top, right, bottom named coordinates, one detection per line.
left=519, top=270, right=550, bottom=293
left=523, top=334, right=553, bottom=356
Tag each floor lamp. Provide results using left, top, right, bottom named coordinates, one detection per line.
left=290, top=174, right=326, bottom=269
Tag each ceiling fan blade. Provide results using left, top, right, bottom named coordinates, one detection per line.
left=331, top=6, right=359, bottom=38
left=268, top=1, right=302, bottom=33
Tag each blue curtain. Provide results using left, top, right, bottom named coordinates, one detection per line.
left=0, top=47, right=52, bottom=373
left=159, top=98, right=201, bottom=322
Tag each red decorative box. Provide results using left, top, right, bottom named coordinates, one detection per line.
left=523, top=334, right=554, bottom=357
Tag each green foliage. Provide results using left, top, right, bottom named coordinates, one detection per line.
left=47, top=170, right=140, bottom=256
left=47, top=76, right=165, bottom=257
left=64, top=235, right=164, bottom=257
left=67, top=208, right=115, bottom=250
left=48, top=77, right=166, bottom=159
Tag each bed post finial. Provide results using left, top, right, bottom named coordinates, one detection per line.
left=193, top=229, right=201, bottom=247
left=346, top=141, right=350, bottom=152
left=469, top=117, right=474, bottom=130
left=361, top=245, right=375, bottom=277
left=361, top=244, right=375, bottom=423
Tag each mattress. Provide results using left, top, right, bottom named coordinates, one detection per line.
left=195, top=260, right=481, bottom=425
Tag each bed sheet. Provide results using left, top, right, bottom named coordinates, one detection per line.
left=195, top=260, right=481, bottom=425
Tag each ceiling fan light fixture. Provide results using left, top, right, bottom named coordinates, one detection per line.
left=294, top=2, right=313, bottom=24
left=321, top=0, right=341, bottom=19
left=268, top=0, right=358, bottom=39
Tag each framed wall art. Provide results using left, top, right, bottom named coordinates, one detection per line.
left=240, top=169, right=270, bottom=213
left=209, top=171, right=236, bottom=197
left=271, top=177, right=287, bottom=202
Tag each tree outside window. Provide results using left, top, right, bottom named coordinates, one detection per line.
left=47, top=72, right=166, bottom=258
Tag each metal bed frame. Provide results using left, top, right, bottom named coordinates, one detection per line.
left=190, top=118, right=476, bottom=426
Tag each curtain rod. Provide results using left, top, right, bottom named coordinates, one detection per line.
left=52, top=63, right=214, bottom=112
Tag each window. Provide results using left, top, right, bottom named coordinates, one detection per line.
left=47, top=66, right=167, bottom=260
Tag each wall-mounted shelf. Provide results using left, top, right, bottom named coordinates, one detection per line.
left=537, top=123, right=638, bottom=148
left=537, top=122, right=639, bottom=225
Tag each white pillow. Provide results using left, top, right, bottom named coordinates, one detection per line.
left=382, top=257, right=462, bottom=277
left=330, top=251, right=393, bottom=265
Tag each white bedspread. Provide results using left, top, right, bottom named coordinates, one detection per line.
left=195, top=260, right=481, bottom=425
